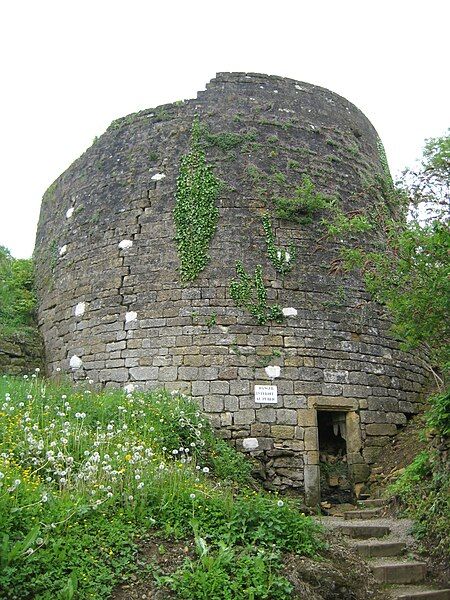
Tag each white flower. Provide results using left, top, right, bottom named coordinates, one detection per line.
left=190, top=493, right=196, bottom=499
left=118, top=239, right=133, bottom=250
left=59, top=245, right=67, bottom=256
left=137, top=482, right=144, bottom=489
left=202, top=467, right=210, bottom=474
left=282, top=307, right=298, bottom=317
left=151, top=173, right=166, bottom=181
left=285, top=251, right=291, bottom=263
left=277, top=500, right=284, bottom=507
left=69, top=355, right=83, bottom=370
left=124, top=383, right=135, bottom=394
left=35, top=368, right=40, bottom=373
left=66, top=207, right=74, bottom=219
left=125, top=311, right=137, bottom=323
left=265, top=365, right=281, bottom=380
left=74, top=302, right=86, bottom=317
left=0, top=472, right=4, bottom=479
left=14, top=479, right=21, bottom=487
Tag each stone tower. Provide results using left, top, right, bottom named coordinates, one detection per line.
left=34, top=73, right=427, bottom=504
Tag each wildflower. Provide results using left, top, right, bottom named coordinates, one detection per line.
left=277, top=500, right=284, bottom=507
left=35, top=368, right=40, bottom=373
left=202, top=467, right=210, bottom=474
left=189, top=493, right=196, bottom=499
left=137, top=482, right=144, bottom=489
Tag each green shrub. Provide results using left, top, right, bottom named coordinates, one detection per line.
left=0, top=246, right=37, bottom=334
left=160, top=538, right=293, bottom=600
left=275, top=175, right=334, bottom=224
left=426, top=389, right=450, bottom=437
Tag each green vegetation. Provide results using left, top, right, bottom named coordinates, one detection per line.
left=388, top=390, right=450, bottom=562
left=0, top=246, right=37, bottom=336
left=274, top=175, right=335, bottom=224
left=160, top=539, right=293, bottom=599
left=230, top=262, right=284, bottom=325
left=201, top=128, right=256, bottom=153
left=0, top=377, right=322, bottom=599
left=174, top=118, right=221, bottom=282
left=262, top=215, right=295, bottom=276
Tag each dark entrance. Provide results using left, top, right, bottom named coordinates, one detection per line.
left=317, top=411, right=352, bottom=503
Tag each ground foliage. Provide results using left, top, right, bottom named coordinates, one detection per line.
left=0, top=376, right=323, bottom=599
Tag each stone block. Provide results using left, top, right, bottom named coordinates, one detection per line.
left=204, top=397, right=225, bottom=413
left=191, top=380, right=210, bottom=396
left=304, top=427, right=318, bottom=451
left=210, top=380, right=230, bottom=394
left=233, top=409, right=256, bottom=425
left=129, top=366, right=158, bottom=381
left=257, top=407, right=277, bottom=423
left=366, top=423, right=397, bottom=436
left=271, top=425, right=295, bottom=439
left=224, top=396, right=239, bottom=411
left=297, top=409, right=317, bottom=427
left=250, top=423, right=270, bottom=436
left=230, top=380, right=250, bottom=395
left=283, top=395, right=307, bottom=409
left=158, top=366, right=178, bottom=381
left=276, top=409, right=297, bottom=425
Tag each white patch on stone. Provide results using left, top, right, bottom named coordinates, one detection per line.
left=69, top=355, right=83, bottom=369
left=118, top=239, right=133, bottom=250
left=243, top=437, right=259, bottom=451
left=59, top=245, right=67, bottom=256
left=66, top=207, right=74, bottom=219
left=282, top=307, right=298, bottom=317
left=74, top=302, right=86, bottom=317
left=273, top=89, right=278, bottom=94
left=151, top=173, right=166, bottom=181
left=278, top=108, right=294, bottom=114
left=265, top=365, right=281, bottom=380
left=295, top=84, right=307, bottom=92
left=124, top=383, right=135, bottom=394
left=125, top=311, right=137, bottom=323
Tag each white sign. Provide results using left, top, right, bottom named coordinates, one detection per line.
left=255, top=385, right=278, bottom=404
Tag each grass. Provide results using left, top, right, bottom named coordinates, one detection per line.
left=0, top=375, right=323, bottom=599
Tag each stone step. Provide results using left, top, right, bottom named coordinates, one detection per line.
left=344, top=508, right=383, bottom=520
left=389, top=585, right=450, bottom=599
left=353, top=540, right=405, bottom=558
left=371, top=559, right=427, bottom=584
left=358, top=498, right=387, bottom=508
left=338, top=524, right=391, bottom=539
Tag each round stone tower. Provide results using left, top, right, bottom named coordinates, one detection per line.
left=34, top=72, right=427, bottom=503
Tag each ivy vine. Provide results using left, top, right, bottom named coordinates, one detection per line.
left=262, top=215, right=296, bottom=275
left=174, top=117, right=220, bottom=282
left=230, top=261, right=284, bottom=325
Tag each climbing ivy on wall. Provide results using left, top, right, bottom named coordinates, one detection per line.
left=230, top=261, right=284, bottom=325
left=262, top=215, right=295, bottom=276
left=174, top=117, right=220, bottom=282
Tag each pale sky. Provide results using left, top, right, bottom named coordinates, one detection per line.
left=0, top=0, right=448, bottom=258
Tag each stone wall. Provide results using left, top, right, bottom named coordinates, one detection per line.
left=34, top=72, right=427, bottom=501
left=0, top=330, right=45, bottom=375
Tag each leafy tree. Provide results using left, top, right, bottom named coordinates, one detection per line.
left=0, top=246, right=37, bottom=332
left=334, top=132, right=450, bottom=384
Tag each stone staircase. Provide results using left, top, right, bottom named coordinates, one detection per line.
left=318, top=497, right=450, bottom=599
